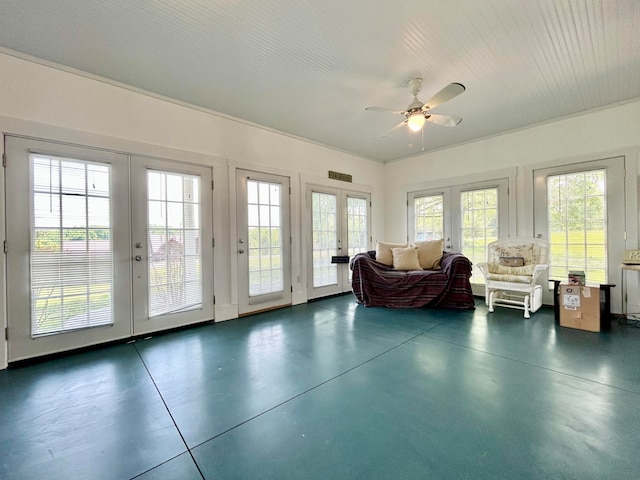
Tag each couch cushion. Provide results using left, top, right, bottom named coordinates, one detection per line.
left=485, top=272, right=533, bottom=284
left=376, top=241, right=407, bottom=266
left=415, top=239, right=444, bottom=270
left=488, top=263, right=536, bottom=275
left=391, top=246, right=422, bottom=271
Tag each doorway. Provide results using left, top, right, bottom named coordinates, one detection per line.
left=306, top=185, right=371, bottom=299
left=235, top=169, right=292, bottom=315
left=408, top=178, right=509, bottom=295
left=5, top=136, right=214, bottom=361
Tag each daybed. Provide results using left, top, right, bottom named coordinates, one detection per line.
left=350, top=250, right=475, bottom=309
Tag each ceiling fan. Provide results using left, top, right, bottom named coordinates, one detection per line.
left=365, top=79, right=465, bottom=136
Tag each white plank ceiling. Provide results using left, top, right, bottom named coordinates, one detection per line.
left=0, top=0, right=639, bottom=162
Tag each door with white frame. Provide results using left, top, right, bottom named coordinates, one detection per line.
left=408, top=179, right=509, bottom=295
left=130, top=156, right=214, bottom=335
left=307, top=185, right=371, bottom=299
left=533, top=157, right=625, bottom=309
left=5, top=136, right=214, bottom=362
left=236, top=170, right=292, bottom=315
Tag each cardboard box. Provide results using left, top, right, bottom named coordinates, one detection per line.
left=559, top=284, right=604, bottom=332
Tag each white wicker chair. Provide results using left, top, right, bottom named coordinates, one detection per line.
left=477, top=238, right=549, bottom=318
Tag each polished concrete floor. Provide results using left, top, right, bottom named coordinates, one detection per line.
left=1, top=295, right=640, bottom=479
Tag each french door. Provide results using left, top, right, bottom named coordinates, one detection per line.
left=533, top=157, right=625, bottom=309
left=307, top=185, right=371, bottom=299
left=131, top=156, right=214, bottom=335
left=5, top=136, right=213, bottom=362
left=408, top=179, right=509, bottom=294
left=236, top=170, right=291, bottom=315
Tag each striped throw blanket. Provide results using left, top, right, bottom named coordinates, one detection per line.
left=350, top=251, right=475, bottom=309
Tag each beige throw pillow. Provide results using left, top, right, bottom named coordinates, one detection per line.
left=376, top=241, right=407, bottom=266
left=488, top=263, right=536, bottom=275
left=415, top=239, right=444, bottom=269
left=391, top=247, right=423, bottom=271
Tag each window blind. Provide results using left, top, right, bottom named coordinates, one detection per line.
left=31, top=155, right=113, bottom=336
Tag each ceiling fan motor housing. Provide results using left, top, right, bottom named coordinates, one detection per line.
left=408, top=78, right=423, bottom=96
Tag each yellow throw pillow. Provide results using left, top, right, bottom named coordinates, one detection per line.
left=415, top=239, right=444, bottom=270
left=391, top=247, right=423, bottom=271
left=376, top=241, right=407, bottom=266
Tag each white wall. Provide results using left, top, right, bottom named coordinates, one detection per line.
left=385, top=99, right=640, bottom=238
left=384, top=99, right=640, bottom=312
left=0, top=52, right=386, bottom=369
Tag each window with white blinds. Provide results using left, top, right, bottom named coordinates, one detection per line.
left=147, top=171, right=202, bottom=316
left=31, top=155, right=114, bottom=336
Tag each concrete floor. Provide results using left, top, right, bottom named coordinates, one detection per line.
left=1, top=295, right=639, bottom=479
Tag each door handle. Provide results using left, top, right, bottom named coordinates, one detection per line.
left=238, top=249, right=245, bottom=254
left=135, top=255, right=143, bottom=261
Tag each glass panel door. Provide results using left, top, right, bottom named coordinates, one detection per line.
left=5, top=139, right=215, bottom=360
left=307, top=186, right=370, bottom=299
left=311, top=191, right=338, bottom=289
left=236, top=170, right=291, bottom=315
left=409, top=179, right=509, bottom=296
left=459, top=187, right=500, bottom=285
left=346, top=195, right=369, bottom=282
left=546, top=170, right=607, bottom=283
left=6, top=137, right=131, bottom=362
left=534, top=158, right=624, bottom=309
left=131, top=156, right=213, bottom=335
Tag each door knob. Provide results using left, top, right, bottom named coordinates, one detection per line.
left=238, top=249, right=245, bottom=254
left=135, top=255, right=143, bottom=261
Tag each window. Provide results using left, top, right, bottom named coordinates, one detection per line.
left=311, top=191, right=338, bottom=288
left=409, top=178, right=509, bottom=294
left=247, top=179, right=284, bottom=296
left=347, top=196, right=368, bottom=258
left=413, top=194, right=444, bottom=241
left=147, top=171, right=203, bottom=316
left=533, top=157, right=626, bottom=310
left=460, top=188, right=499, bottom=284
left=546, top=169, right=607, bottom=283
left=31, top=155, right=113, bottom=336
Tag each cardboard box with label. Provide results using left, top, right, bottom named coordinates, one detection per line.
left=559, top=284, right=606, bottom=332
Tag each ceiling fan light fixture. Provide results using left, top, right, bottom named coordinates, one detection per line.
left=407, top=112, right=425, bottom=132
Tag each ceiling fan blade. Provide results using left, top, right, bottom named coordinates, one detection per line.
left=422, top=83, right=465, bottom=110
left=365, top=106, right=405, bottom=114
left=425, top=113, right=462, bottom=127
left=382, top=120, right=407, bottom=137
